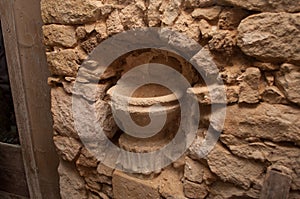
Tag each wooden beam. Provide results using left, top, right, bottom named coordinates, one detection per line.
left=0, top=190, right=29, bottom=199
left=0, top=0, right=60, bottom=198
left=0, top=143, right=29, bottom=197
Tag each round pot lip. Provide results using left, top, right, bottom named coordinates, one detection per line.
left=107, top=85, right=183, bottom=107
left=112, top=102, right=180, bottom=114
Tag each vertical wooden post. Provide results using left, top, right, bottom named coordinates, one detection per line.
left=0, top=0, right=60, bottom=198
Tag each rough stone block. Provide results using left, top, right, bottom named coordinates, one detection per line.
left=183, top=180, right=208, bottom=199
left=207, top=143, right=264, bottom=189
left=218, top=0, right=300, bottom=12
left=276, top=63, right=300, bottom=105
left=224, top=103, right=300, bottom=145
left=76, top=148, right=98, bottom=168
left=119, top=4, right=146, bottom=29
left=46, top=49, right=79, bottom=77
left=160, top=0, right=181, bottom=25
left=41, top=0, right=101, bottom=24
left=184, top=157, right=216, bottom=185
left=237, top=13, right=300, bottom=63
left=43, top=24, right=77, bottom=47
left=220, top=135, right=300, bottom=190
left=53, top=136, right=82, bottom=161
left=58, top=160, right=87, bottom=199
left=106, top=10, right=124, bottom=35
left=51, top=87, right=78, bottom=138
left=218, top=8, right=248, bottom=30
left=192, top=6, right=222, bottom=21
left=158, top=167, right=185, bottom=199
left=208, top=30, right=237, bottom=55
left=112, top=170, right=160, bottom=199
left=262, top=86, right=287, bottom=104
left=97, top=163, right=114, bottom=177
left=208, top=181, right=260, bottom=199
left=239, top=67, right=262, bottom=104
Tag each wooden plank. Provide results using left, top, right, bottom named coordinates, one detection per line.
left=0, top=191, right=29, bottom=199
left=260, top=169, right=291, bottom=199
left=0, top=2, right=42, bottom=197
left=0, top=168, right=29, bottom=196
left=0, top=142, right=25, bottom=173
left=0, top=0, right=60, bottom=198
left=0, top=143, right=29, bottom=196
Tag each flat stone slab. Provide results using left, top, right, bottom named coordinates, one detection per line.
left=237, top=13, right=300, bottom=63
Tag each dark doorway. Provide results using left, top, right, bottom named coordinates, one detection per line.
left=0, top=22, right=19, bottom=145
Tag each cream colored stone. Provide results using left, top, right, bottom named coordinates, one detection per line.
left=58, top=160, right=87, bottom=199
left=223, top=103, right=300, bottom=145
left=262, top=86, right=288, bottom=104
left=207, top=143, right=264, bottom=189
left=218, top=7, right=248, bottom=30
left=46, top=49, right=79, bottom=77
left=95, top=20, right=108, bottom=39
left=147, top=0, right=162, bottom=27
left=172, top=11, right=200, bottom=41
left=183, top=180, right=208, bottom=199
left=107, top=83, right=180, bottom=154
left=119, top=3, right=146, bottom=29
left=219, top=0, right=300, bottom=12
left=106, top=10, right=124, bottom=35
left=221, top=135, right=300, bottom=190
left=226, top=86, right=239, bottom=104
left=76, top=147, right=98, bottom=168
left=158, top=167, right=185, bottom=199
left=41, top=0, right=101, bottom=24
left=208, top=30, right=237, bottom=55
left=51, top=87, right=78, bottom=138
left=187, top=84, right=227, bottom=105
left=160, top=0, right=182, bottom=25
left=84, top=23, right=95, bottom=34
left=208, top=181, right=260, bottom=199
left=192, top=6, right=222, bottom=21
left=238, top=13, right=300, bottom=63
left=43, top=24, right=77, bottom=47
left=276, top=63, right=300, bottom=105
left=112, top=170, right=160, bottom=199
left=190, top=46, right=219, bottom=76
left=54, top=136, right=82, bottom=162
left=239, top=67, right=262, bottom=104
left=62, top=81, right=111, bottom=102
left=97, top=163, right=114, bottom=177
left=76, top=166, right=105, bottom=191
left=184, top=157, right=216, bottom=185
left=199, top=19, right=217, bottom=39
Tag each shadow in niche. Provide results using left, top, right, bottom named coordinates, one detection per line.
left=0, top=21, right=19, bottom=145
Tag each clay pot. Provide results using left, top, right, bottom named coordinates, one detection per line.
left=107, top=84, right=182, bottom=153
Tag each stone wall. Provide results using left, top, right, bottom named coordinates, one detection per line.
left=41, top=0, right=300, bottom=198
